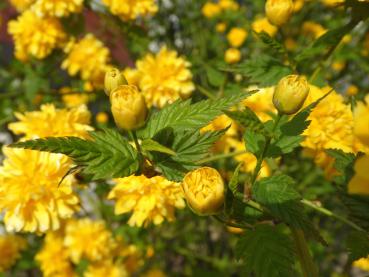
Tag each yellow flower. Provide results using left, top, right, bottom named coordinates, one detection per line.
left=8, top=11, right=66, bottom=61
left=252, top=17, right=278, bottom=37
left=105, top=68, right=128, bottom=96
left=84, top=260, right=128, bottom=277
left=242, top=86, right=276, bottom=122
left=122, top=67, right=141, bottom=86
left=96, top=112, right=109, bottom=124
left=273, top=74, right=310, bottom=115
left=108, top=175, right=186, bottom=227
left=218, top=0, right=239, bottom=10
left=225, top=48, right=241, bottom=64
left=8, top=103, right=93, bottom=139
left=9, top=0, right=35, bottom=12
left=265, top=0, right=294, bottom=26
left=59, top=87, right=90, bottom=108
left=353, top=256, right=369, bottom=272
left=64, top=219, right=116, bottom=263
left=353, top=95, right=369, bottom=147
left=61, top=34, right=111, bottom=88
left=202, top=2, right=221, bottom=18
left=132, top=46, right=194, bottom=108
left=302, top=21, right=327, bottom=39
left=102, top=0, right=158, bottom=21
left=36, top=231, right=76, bottom=277
left=347, top=85, right=359, bottom=96
left=182, top=167, right=225, bottom=216
left=0, top=148, right=79, bottom=233
left=227, top=27, right=248, bottom=48
left=31, top=0, right=84, bottom=18
left=293, top=0, right=304, bottom=12
left=216, top=22, right=227, bottom=33
left=0, top=235, right=27, bottom=272
left=110, top=85, right=148, bottom=131
left=348, top=155, right=369, bottom=195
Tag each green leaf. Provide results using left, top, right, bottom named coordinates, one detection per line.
left=141, top=139, right=176, bottom=156
left=254, top=31, right=286, bottom=54
left=9, top=129, right=139, bottom=180
left=224, top=107, right=267, bottom=135
left=296, top=21, right=357, bottom=63
left=236, top=225, right=297, bottom=277
left=341, top=194, right=369, bottom=230
left=326, top=149, right=356, bottom=185
left=153, top=129, right=227, bottom=181
left=346, top=231, right=369, bottom=262
left=229, top=54, right=292, bottom=86
left=243, top=130, right=266, bottom=156
left=206, top=66, right=226, bottom=87
left=138, top=90, right=254, bottom=139
left=229, top=163, right=243, bottom=195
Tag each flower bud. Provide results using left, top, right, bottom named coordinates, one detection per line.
left=104, top=68, right=127, bottom=96
left=182, top=167, right=225, bottom=216
left=225, top=48, right=241, bottom=64
left=265, top=0, right=294, bottom=27
left=110, top=85, right=147, bottom=130
left=273, top=75, right=310, bottom=115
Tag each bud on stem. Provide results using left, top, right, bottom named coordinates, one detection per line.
left=265, top=0, right=294, bottom=27
left=104, top=68, right=128, bottom=96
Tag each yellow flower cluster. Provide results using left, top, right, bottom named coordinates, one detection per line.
left=9, top=0, right=35, bottom=12
left=8, top=10, right=67, bottom=61
left=224, top=27, right=248, bottom=64
left=123, top=46, right=194, bottom=108
left=0, top=148, right=79, bottom=233
left=36, top=218, right=141, bottom=276
left=31, top=0, right=84, bottom=18
left=8, top=103, right=93, bottom=139
left=62, top=34, right=111, bottom=89
left=202, top=0, right=239, bottom=18
left=102, top=0, right=158, bottom=21
left=0, top=235, right=27, bottom=272
left=108, top=175, right=186, bottom=227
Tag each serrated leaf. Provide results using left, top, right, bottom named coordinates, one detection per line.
left=326, top=149, right=356, bottom=185
left=224, top=107, right=267, bottom=135
left=141, top=139, right=176, bottom=156
left=138, top=90, right=254, bottom=139
left=254, top=31, right=286, bottom=54
left=243, top=130, right=266, bottom=156
left=236, top=225, right=297, bottom=277
left=9, top=129, right=139, bottom=180
left=341, top=193, right=369, bottom=230
left=346, top=231, right=369, bottom=262
left=153, top=129, right=227, bottom=181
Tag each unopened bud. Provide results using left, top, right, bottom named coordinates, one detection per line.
left=110, top=85, right=147, bottom=130
left=273, top=75, right=310, bottom=115
left=104, top=68, right=127, bottom=96
left=265, top=0, right=294, bottom=27
left=182, top=167, right=225, bottom=216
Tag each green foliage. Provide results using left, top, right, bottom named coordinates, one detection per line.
left=141, top=139, right=176, bottom=156
left=326, top=149, right=356, bottom=185
left=243, top=130, right=266, bottom=156
left=236, top=225, right=297, bottom=277
left=341, top=194, right=369, bottom=230
left=151, top=129, right=227, bottom=181
left=138, top=90, right=254, bottom=139
left=346, top=231, right=369, bottom=262
left=206, top=66, right=226, bottom=87
left=224, top=107, right=267, bottom=135
left=9, top=128, right=139, bottom=180
left=254, top=31, right=286, bottom=55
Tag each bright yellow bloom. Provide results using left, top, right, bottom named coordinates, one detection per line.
left=353, top=95, right=369, bottom=147
left=225, top=48, right=241, bottom=64
left=108, top=175, right=186, bottom=227
left=218, top=0, right=239, bottom=10
left=62, top=34, right=111, bottom=88
left=242, top=86, right=276, bottom=122
left=84, top=260, right=128, bottom=277
left=8, top=11, right=66, bottom=61
left=0, top=235, right=27, bottom=272
left=9, top=0, right=35, bottom=12
left=105, top=68, right=128, bottom=96
left=252, top=17, right=278, bottom=37
left=293, top=0, right=304, bottom=12
left=353, top=256, right=369, bottom=272
left=302, top=21, right=327, bottom=39
left=216, top=22, right=227, bottom=33
left=31, top=0, right=84, bottom=18
left=102, top=0, right=158, bottom=21
left=36, top=231, right=76, bottom=277
left=110, top=85, right=148, bottom=131
left=122, top=67, right=141, bottom=86
left=202, top=2, right=221, bottom=18
left=131, top=46, right=194, bottom=108
left=8, top=103, right=92, bottom=139
left=59, top=87, right=90, bottom=108
left=64, top=219, right=116, bottom=263
left=227, top=27, right=248, bottom=48
left=182, top=167, right=225, bottom=216
left=265, top=0, right=294, bottom=26
left=0, top=148, right=79, bottom=233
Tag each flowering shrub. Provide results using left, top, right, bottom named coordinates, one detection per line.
left=1, top=0, right=369, bottom=276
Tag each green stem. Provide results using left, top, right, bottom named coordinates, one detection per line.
left=196, top=150, right=248, bottom=165
left=290, top=228, right=319, bottom=277
left=301, top=199, right=365, bottom=232
left=130, top=130, right=143, bottom=174
left=196, top=85, right=216, bottom=99
left=250, top=114, right=282, bottom=186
